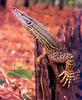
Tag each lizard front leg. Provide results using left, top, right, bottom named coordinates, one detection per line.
left=36, top=48, right=46, bottom=64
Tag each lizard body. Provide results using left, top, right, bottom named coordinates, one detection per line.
left=12, top=7, right=80, bottom=87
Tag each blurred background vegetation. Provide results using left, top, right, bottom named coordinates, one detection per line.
left=0, top=0, right=82, bottom=10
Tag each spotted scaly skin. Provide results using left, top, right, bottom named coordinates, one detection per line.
left=12, top=7, right=80, bottom=87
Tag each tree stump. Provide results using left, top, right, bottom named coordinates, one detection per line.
left=34, top=11, right=82, bottom=100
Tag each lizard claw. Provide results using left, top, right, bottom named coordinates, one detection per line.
left=59, top=70, right=80, bottom=87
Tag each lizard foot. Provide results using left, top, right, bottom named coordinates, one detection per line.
left=59, top=70, right=80, bottom=87
left=36, top=48, right=46, bottom=64
left=36, top=53, right=46, bottom=64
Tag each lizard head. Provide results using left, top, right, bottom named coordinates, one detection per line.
left=12, top=7, right=33, bottom=29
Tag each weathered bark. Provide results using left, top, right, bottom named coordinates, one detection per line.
left=34, top=39, right=52, bottom=100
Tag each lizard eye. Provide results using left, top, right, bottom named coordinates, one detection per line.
left=27, top=22, right=31, bottom=24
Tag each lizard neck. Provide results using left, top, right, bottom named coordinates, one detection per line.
left=28, top=24, right=56, bottom=51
